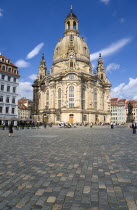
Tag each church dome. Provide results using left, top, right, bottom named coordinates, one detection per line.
left=52, top=7, right=91, bottom=74
left=53, top=35, right=90, bottom=65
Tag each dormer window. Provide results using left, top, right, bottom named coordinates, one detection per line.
left=84, top=47, right=87, bottom=54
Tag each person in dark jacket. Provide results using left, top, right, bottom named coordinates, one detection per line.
left=9, top=123, right=13, bottom=137
left=132, top=122, right=136, bottom=134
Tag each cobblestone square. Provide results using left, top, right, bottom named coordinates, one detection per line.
left=0, top=126, right=137, bottom=210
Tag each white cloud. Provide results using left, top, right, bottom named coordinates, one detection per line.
left=100, top=0, right=110, bottom=5
left=90, top=38, right=132, bottom=61
left=15, top=59, right=30, bottom=68
left=111, top=78, right=137, bottom=100
left=26, top=42, right=44, bottom=59
left=106, top=63, right=120, bottom=72
left=28, top=74, right=37, bottom=80
left=120, top=18, right=125, bottom=23
left=18, top=81, right=33, bottom=99
left=0, top=8, right=3, bottom=17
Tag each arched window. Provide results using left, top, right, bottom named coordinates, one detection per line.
left=58, top=88, right=61, bottom=109
left=69, top=86, right=74, bottom=108
left=67, top=21, right=70, bottom=29
left=73, top=21, right=76, bottom=29
left=46, top=90, right=49, bottom=109
left=94, top=90, right=97, bottom=110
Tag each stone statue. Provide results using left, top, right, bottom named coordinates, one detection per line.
left=128, top=102, right=133, bottom=115
left=127, top=102, right=133, bottom=123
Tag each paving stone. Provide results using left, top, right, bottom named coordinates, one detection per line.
left=46, top=196, right=56, bottom=203
left=0, top=126, right=137, bottom=209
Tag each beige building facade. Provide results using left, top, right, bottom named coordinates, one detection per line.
left=32, top=7, right=111, bottom=124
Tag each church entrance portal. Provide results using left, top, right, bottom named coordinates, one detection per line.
left=69, top=114, right=74, bottom=123
left=43, top=115, right=48, bottom=123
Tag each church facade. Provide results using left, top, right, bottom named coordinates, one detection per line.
left=32, top=8, right=111, bottom=124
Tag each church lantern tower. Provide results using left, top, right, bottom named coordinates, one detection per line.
left=64, top=5, right=79, bottom=36
left=97, top=53, right=106, bottom=81
left=38, top=53, right=47, bottom=80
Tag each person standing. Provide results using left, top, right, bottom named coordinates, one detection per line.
left=9, top=123, right=13, bottom=137
left=132, top=121, right=136, bottom=134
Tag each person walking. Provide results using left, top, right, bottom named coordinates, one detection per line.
left=132, top=121, right=136, bottom=134
left=9, top=123, right=13, bottom=137
left=111, top=122, right=114, bottom=129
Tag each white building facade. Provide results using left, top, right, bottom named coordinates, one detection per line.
left=0, top=55, right=20, bottom=122
left=111, top=98, right=128, bottom=124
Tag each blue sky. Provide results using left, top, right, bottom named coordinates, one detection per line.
left=0, top=0, right=137, bottom=99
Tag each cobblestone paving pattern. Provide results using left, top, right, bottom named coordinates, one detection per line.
left=0, top=126, right=137, bottom=210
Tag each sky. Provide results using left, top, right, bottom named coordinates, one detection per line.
left=0, top=0, right=137, bottom=100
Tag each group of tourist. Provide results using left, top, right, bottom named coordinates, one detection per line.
left=0, top=120, right=136, bottom=136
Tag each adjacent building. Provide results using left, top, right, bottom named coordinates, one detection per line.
left=18, top=97, right=33, bottom=120
left=111, top=98, right=137, bottom=123
left=0, top=55, right=20, bottom=121
left=32, top=7, right=111, bottom=124
left=125, top=100, right=137, bottom=122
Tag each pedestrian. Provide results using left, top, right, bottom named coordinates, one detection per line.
left=9, top=123, right=13, bottom=137
left=44, top=122, right=47, bottom=128
left=132, top=121, right=136, bottom=134
left=90, top=122, right=93, bottom=128
left=111, top=122, right=114, bottom=129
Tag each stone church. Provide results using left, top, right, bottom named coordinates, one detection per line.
left=32, top=7, right=111, bottom=124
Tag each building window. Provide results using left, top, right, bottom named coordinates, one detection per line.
left=58, top=88, right=61, bottom=109
left=2, top=75, right=5, bottom=80
left=7, top=86, right=10, bottom=92
left=0, top=96, right=3, bottom=102
left=94, top=90, right=97, bottom=110
left=14, top=70, right=17, bottom=74
left=13, top=78, right=16, bottom=83
left=67, top=21, right=70, bottom=29
left=82, top=88, right=85, bottom=109
left=1, top=85, right=4, bottom=91
left=12, top=108, right=15, bottom=114
left=6, top=107, right=9, bottom=113
left=46, top=90, right=49, bottom=109
left=69, top=86, right=74, bottom=108
left=83, top=115, right=87, bottom=121
left=12, top=97, right=15, bottom=103
left=0, top=107, right=2, bottom=113
left=2, top=66, right=6, bottom=71
left=8, top=76, right=11, bottom=81
left=6, top=97, right=10, bottom=103
left=73, top=21, right=76, bottom=29
left=8, top=68, right=12, bottom=72
left=13, top=87, right=16, bottom=93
